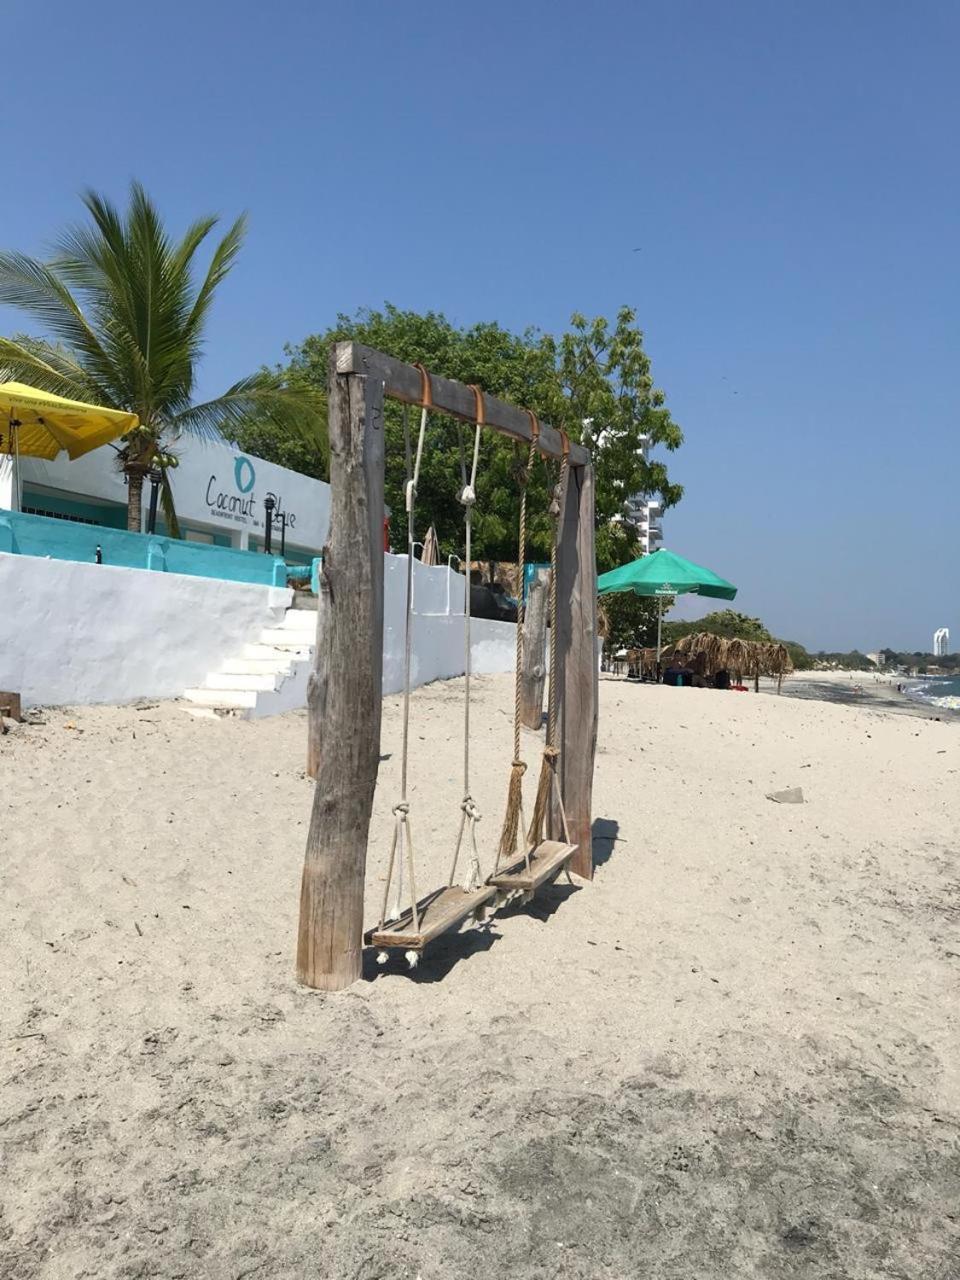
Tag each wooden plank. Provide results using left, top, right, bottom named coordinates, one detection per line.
left=297, top=362, right=386, bottom=990
left=368, top=882, right=497, bottom=951
left=549, top=463, right=598, bottom=879
left=336, top=342, right=591, bottom=467
left=489, top=840, right=578, bottom=892
left=519, top=568, right=549, bottom=730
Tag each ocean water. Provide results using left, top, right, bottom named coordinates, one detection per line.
left=906, top=675, right=960, bottom=712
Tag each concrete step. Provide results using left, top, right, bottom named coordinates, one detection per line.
left=259, top=627, right=316, bottom=648
left=241, top=642, right=303, bottom=660
left=180, top=706, right=222, bottom=720
left=183, top=687, right=258, bottom=709
left=277, top=611, right=317, bottom=632
left=203, top=671, right=280, bottom=692
left=221, top=656, right=294, bottom=676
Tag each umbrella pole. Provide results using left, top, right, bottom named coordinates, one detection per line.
left=656, top=597, right=663, bottom=664
left=12, top=419, right=21, bottom=513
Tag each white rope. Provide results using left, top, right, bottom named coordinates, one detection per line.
left=448, top=421, right=484, bottom=892
left=379, top=404, right=428, bottom=931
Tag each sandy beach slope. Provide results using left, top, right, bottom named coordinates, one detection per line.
left=2, top=676, right=958, bottom=1278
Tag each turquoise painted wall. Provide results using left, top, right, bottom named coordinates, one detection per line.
left=154, top=519, right=233, bottom=548
left=0, top=509, right=287, bottom=588
left=21, top=486, right=127, bottom=529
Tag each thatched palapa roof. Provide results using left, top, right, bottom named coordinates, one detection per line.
left=668, top=633, right=793, bottom=678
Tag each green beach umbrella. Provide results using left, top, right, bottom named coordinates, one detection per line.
left=598, top=548, right=737, bottom=661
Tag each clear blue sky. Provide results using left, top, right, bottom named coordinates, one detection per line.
left=4, top=0, right=958, bottom=652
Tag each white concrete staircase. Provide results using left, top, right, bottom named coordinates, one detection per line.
left=182, top=603, right=317, bottom=718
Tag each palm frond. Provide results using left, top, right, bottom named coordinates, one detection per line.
left=0, top=252, right=118, bottom=389
left=0, top=335, right=114, bottom=404
left=172, top=373, right=325, bottom=447
left=52, top=184, right=203, bottom=418
left=182, top=214, right=247, bottom=355
left=2, top=184, right=273, bottom=468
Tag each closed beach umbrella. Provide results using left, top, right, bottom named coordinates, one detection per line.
left=598, top=547, right=737, bottom=661
left=0, top=382, right=139, bottom=511
left=421, top=524, right=440, bottom=566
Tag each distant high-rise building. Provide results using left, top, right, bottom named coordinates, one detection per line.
left=623, top=434, right=663, bottom=554
left=934, top=627, right=949, bottom=657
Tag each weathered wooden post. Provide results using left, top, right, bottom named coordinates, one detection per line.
left=519, top=567, right=549, bottom=731
left=550, top=461, right=598, bottom=880
left=297, top=340, right=598, bottom=984
left=297, top=354, right=385, bottom=990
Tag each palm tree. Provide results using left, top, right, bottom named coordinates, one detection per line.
left=0, top=183, right=322, bottom=532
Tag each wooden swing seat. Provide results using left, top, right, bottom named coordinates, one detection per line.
left=366, top=881, right=498, bottom=953
left=488, top=840, right=578, bottom=894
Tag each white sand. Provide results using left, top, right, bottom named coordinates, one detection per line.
left=2, top=677, right=959, bottom=1277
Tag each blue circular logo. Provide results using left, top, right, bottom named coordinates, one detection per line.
left=234, top=456, right=256, bottom=494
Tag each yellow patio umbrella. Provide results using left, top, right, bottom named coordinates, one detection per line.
left=0, top=382, right=139, bottom=511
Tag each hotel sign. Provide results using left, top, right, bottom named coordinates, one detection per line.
left=203, top=455, right=298, bottom=533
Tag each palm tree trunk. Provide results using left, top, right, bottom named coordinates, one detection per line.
left=126, top=466, right=145, bottom=532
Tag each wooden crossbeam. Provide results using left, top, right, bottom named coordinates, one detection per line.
left=335, top=341, right=591, bottom=467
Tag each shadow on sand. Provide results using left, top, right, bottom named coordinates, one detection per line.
left=362, top=918, right=503, bottom=983
left=592, top=816, right=621, bottom=869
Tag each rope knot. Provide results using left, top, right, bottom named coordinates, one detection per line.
left=511, top=759, right=527, bottom=776
left=392, top=801, right=410, bottom=817
left=544, top=745, right=560, bottom=762
left=459, top=484, right=476, bottom=507
left=461, top=796, right=481, bottom=822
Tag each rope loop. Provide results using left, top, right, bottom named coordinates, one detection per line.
left=526, top=409, right=541, bottom=449
left=512, top=759, right=528, bottom=775
left=469, top=384, right=486, bottom=427
left=392, top=800, right=410, bottom=817
left=413, top=362, right=433, bottom=408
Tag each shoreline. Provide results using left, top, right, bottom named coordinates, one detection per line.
left=771, top=669, right=960, bottom=721
left=601, top=667, right=960, bottom=722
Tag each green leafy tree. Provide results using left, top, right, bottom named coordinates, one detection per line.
left=240, top=303, right=683, bottom=572
left=0, top=183, right=321, bottom=532
left=663, top=609, right=773, bottom=644
left=550, top=309, right=683, bottom=571
left=600, top=593, right=666, bottom=648
left=659, top=608, right=816, bottom=669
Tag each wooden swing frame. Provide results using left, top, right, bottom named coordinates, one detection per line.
left=296, top=342, right=599, bottom=990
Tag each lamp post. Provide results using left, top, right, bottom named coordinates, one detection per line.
left=263, top=495, right=275, bottom=554
left=146, top=468, right=162, bottom=534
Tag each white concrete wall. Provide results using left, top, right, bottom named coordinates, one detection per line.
left=0, top=552, right=291, bottom=707
left=380, top=554, right=516, bottom=694
left=0, top=550, right=517, bottom=710
left=379, top=554, right=516, bottom=697
left=0, top=456, right=13, bottom=510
